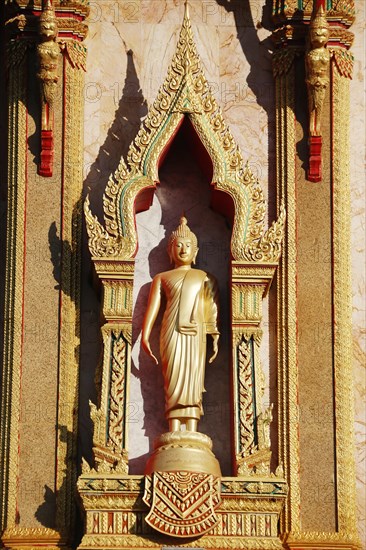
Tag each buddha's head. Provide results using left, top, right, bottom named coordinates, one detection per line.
left=168, top=216, right=198, bottom=266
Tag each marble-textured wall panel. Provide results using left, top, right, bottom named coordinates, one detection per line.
left=350, top=3, right=366, bottom=547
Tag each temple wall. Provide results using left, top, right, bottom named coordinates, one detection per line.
left=81, top=0, right=365, bottom=545
left=0, top=0, right=364, bottom=548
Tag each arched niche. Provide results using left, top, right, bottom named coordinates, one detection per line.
left=130, top=116, right=233, bottom=475
left=132, top=116, right=235, bottom=230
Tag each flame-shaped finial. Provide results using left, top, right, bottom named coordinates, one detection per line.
left=184, top=0, right=190, bottom=21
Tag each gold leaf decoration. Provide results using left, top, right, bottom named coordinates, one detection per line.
left=85, top=6, right=285, bottom=264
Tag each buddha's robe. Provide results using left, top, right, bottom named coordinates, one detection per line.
left=159, top=268, right=219, bottom=421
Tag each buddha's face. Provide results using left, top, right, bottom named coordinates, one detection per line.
left=170, top=237, right=197, bottom=266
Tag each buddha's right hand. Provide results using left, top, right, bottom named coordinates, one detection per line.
left=141, top=338, right=158, bottom=365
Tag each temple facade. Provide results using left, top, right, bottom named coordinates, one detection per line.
left=0, top=1, right=364, bottom=549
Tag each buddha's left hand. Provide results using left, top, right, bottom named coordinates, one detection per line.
left=209, top=334, right=219, bottom=363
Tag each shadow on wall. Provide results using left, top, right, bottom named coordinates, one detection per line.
left=83, top=48, right=148, bottom=220
left=35, top=425, right=84, bottom=545
left=216, top=0, right=276, bottom=212
left=42, top=49, right=149, bottom=515
left=79, top=48, right=148, bottom=469
left=35, top=485, right=56, bottom=528
left=216, top=0, right=280, bottom=469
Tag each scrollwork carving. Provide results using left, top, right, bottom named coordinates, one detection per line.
left=109, top=336, right=126, bottom=452
left=61, top=40, right=87, bottom=70
left=84, top=196, right=125, bottom=258
left=84, top=7, right=284, bottom=264
left=272, top=49, right=300, bottom=77
left=240, top=203, right=286, bottom=263
left=331, top=48, right=354, bottom=79
left=234, top=331, right=273, bottom=477
left=89, top=328, right=130, bottom=474
left=237, top=339, right=255, bottom=455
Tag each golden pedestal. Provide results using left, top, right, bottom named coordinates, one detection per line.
left=145, top=431, right=221, bottom=477
left=143, top=432, right=221, bottom=538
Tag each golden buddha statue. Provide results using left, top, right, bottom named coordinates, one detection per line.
left=142, top=216, right=220, bottom=433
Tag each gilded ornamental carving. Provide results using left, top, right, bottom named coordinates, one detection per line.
left=79, top=3, right=286, bottom=548
left=84, top=7, right=285, bottom=264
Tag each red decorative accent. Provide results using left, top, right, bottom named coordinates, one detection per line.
left=315, top=0, right=326, bottom=10
left=143, top=471, right=221, bottom=538
left=38, top=130, right=54, bottom=177
left=308, top=136, right=322, bottom=182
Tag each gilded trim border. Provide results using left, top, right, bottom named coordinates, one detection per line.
left=54, top=52, right=84, bottom=532
left=275, top=31, right=359, bottom=550
left=276, top=67, right=301, bottom=534
left=331, top=63, right=358, bottom=538
left=0, top=49, right=28, bottom=530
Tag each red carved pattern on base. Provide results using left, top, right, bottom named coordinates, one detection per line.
left=143, top=471, right=221, bottom=538
left=308, top=136, right=322, bottom=183
left=38, top=129, right=54, bottom=177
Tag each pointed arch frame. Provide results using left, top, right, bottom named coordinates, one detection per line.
left=85, top=10, right=285, bottom=264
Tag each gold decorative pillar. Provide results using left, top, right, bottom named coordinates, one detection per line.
left=1, top=1, right=88, bottom=547
left=272, top=0, right=359, bottom=547
left=231, top=263, right=277, bottom=476
left=86, top=260, right=134, bottom=474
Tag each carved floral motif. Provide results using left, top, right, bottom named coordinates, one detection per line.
left=84, top=7, right=285, bottom=264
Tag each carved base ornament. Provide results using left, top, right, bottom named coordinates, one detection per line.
left=78, top=1, right=287, bottom=548
left=143, top=432, right=221, bottom=538
left=143, top=471, right=221, bottom=537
